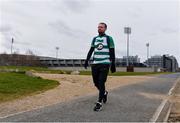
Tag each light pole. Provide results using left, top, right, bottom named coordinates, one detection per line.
left=55, top=47, right=59, bottom=59
left=146, top=43, right=149, bottom=67
left=124, top=27, right=131, bottom=67
left=11, top=38, right=14, bottom=54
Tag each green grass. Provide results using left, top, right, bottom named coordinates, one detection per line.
left=0, top=66, right=72, bottom=74
left=0, top=66, right=173, bottom=76
left=0, top=72, right=59, bottom=103
left=0, top=66, right=49, bottom=71
left=79, top=71, right=173, bottom=76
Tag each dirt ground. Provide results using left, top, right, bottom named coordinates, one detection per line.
left=168, top=78, right=180, bottom=122
left=0, top=73, right=155, bottom=118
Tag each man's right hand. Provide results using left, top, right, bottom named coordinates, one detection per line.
left=84, top=60, right=88, bottom=69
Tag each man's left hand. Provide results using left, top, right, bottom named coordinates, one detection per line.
left=111, top=62, right=116, bottom=73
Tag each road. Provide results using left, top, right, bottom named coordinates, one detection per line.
left=1, top=73, right=180, bottom=122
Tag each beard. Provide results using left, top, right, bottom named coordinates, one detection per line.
left=98, top=30, right=105, bottom=35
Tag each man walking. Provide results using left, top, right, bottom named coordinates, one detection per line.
left=84, top=22, right=116, bottom=111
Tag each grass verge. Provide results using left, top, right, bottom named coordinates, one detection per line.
left=0, top=65, right=174, bottom=76
left=0, top=66, right=72, bottom=74
left=79, top=71, right=173, bottom=76
left=0, top=72, right=59, bottom=103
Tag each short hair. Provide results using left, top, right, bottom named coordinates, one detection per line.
left=99, top=22, right=107, bottom=29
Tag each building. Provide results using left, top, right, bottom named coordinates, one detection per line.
left=39, top=56, right=86, bottom=67
left=116, top=55, right=145, bottom=67
left=0, top=54, right=146, bottom=67
left=0, top=54, right=41, bottom=66
left=144, top=54, right=179, bottom=72
left=122, top=55, right=140, bottom=64
left=1, top=53, right=178, bottom=71
left=39, top=55, right=143, bottom=67
left=144, top=55, right=163, bottom=67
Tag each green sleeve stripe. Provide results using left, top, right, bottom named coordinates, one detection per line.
left=109, top=36, right=115, bottom=48
left=91, top=37, right=96, bottom=47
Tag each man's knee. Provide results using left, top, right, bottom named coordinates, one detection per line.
left=93, top=81, right=99, bottom=89
left=98, top=81, right=105, bottom=90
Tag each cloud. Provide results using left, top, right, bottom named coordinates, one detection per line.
left=62, top=0, right=91, bottom=13
left=49, top=0, right=92, bottom=14
left=148, top=27, right=179, bottom=36
left=0, top=0, right=179, bottom=64
left=0, top=25, right=14, bottom=48
left=0, top=24, right=21, bottom=42
left=160, top=27, right=179, bottom=34
left=126, top=7, right=142, bottom=18
left=0, top=24, right=29, bottom=53
left=48, top=20, right=87, bottom=38
left=0, top=25, right=12, bottom=33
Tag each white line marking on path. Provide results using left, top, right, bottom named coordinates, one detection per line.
left=149, top=77, right=180, bottom=122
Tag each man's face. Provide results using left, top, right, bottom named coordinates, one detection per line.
left=98, top=24, right=106, bottom=34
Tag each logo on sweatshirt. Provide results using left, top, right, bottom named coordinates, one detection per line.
left=97, top=43, right=104, bottom=50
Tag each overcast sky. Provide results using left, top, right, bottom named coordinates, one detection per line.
left=0, top=0, right=179, bottom=63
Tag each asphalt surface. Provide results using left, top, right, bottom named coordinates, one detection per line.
left=1, top=73, right=180, bottom=122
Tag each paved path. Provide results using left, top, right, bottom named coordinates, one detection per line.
left=1, top=73, right=180, bottom=122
